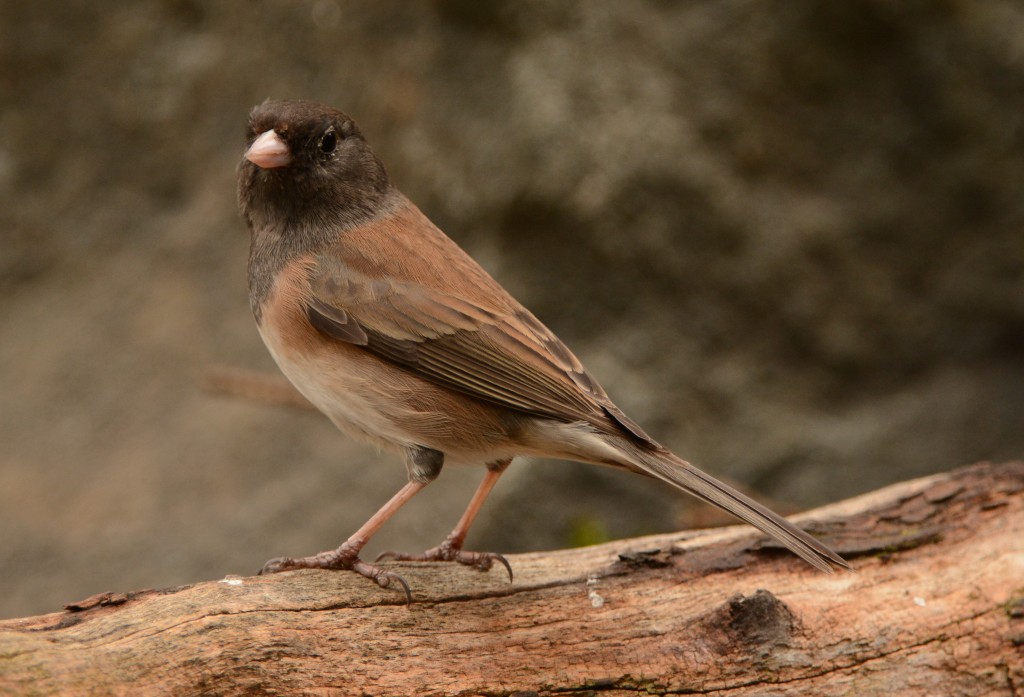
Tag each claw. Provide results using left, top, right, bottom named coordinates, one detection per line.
left=259, top=556, right=295, bottom=575
left=258, top=548, right=414, bottom=602
left=492, top=553, right=514, bottom=583
left=375, top=545, right=513, bottom=582
left=391, top=573, right=414, bottom=605
left=354, top=559, right=413, bottom=604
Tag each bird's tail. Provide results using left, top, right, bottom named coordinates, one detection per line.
left=614, top=441, right=850, bottom=573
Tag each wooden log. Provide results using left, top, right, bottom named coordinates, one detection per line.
left=1, top=461, right=1021, bottom=696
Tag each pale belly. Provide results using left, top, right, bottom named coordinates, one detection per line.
left=256, top=320, right=525, bottom=466
left=257, top=321, right=416, bottom=450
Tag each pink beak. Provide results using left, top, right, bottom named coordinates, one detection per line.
left=245, top=130, right=292, bottom=169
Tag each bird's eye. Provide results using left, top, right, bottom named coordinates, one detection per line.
left=319, top=129, right=338, bottom=155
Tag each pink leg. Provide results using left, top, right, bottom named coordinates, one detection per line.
left=260, top=479, right=428, bottom=602
left=377, top=459, right=513, bottom=580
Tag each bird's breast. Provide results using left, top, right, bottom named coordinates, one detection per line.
left=254, top=258, right=527, bottom=463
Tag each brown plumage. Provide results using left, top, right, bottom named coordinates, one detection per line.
left=237, top=99, right=849, bottom=600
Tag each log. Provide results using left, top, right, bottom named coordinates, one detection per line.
left=1, top=461, right=1021, bottom=696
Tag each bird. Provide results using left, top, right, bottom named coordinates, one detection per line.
left=236, top=99, right=849, bottom=600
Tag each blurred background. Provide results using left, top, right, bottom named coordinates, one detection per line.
left=2, top=0, right=1022, bottom=619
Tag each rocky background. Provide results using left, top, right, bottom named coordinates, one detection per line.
left=2, top=0, right=1022, bottom=618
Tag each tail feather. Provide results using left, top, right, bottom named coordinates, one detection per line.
left=619, top=443, right=850, bottom=573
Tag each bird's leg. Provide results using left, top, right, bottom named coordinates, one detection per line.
left=377, top=458, right=513, bottom=581
left=259, top=446, right=444, bottom=602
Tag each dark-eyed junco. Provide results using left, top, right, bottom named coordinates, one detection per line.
left=237, top=100, right=849, bottom=600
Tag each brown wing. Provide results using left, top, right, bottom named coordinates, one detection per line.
left=306, top=256, right=656, bottom=447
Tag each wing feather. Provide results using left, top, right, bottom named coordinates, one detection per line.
left=307, top=256, right=656, bottom=445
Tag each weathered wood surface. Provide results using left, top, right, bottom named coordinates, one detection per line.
left=1, top=461, right=1021, bottom=696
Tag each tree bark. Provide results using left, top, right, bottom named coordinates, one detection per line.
left=1, top=461, right=1022, bottom=697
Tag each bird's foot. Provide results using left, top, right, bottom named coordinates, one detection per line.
left=376, top=538, right=513, bottom=582
left=259, top=543, right=413, bottom=603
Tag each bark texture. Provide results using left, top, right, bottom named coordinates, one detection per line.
left=1, top=461, right=1022, bottom=696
